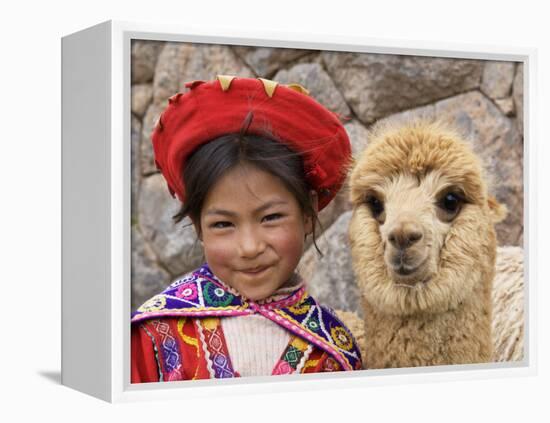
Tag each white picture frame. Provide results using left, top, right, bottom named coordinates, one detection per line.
left=61, top=20, right=536, bottom=403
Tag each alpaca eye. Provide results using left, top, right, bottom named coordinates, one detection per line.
left=365, top=194, right=384, bottom=219
left=437, top=191, right=464, bottom=221
left=442, top=193, right=460, bottom=212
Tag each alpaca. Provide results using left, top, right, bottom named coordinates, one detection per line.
left=347, top=120, right=507, bottom=368
left=336, top=245, right=524, bottom=364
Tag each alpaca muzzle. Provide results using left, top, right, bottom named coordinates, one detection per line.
left=385, top=220, right=429, bottom=281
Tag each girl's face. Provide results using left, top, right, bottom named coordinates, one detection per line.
left=194, top=164, right=314, bottom=301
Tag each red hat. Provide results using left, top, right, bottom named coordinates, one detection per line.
left=151, top=75, right=351, bottom=211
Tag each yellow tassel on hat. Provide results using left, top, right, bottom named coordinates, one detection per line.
left=286, top=83, right=310, bottom=96
left=258, top=78, right=278, bottom=98
left=217, top=75, right=236, bottom=91
left=216, top=75, right=310, bottom=98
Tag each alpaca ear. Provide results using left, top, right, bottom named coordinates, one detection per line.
left=487, top=196, right=507, bottom=223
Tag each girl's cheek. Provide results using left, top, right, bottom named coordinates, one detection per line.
left=270, top=226, right=306, bottom=257
left=202, top=234, right=234, bottom=263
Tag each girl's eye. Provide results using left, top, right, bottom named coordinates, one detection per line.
left=211, top=221, right=233, bottom=229
left=262, top=213, right=282, bottom=222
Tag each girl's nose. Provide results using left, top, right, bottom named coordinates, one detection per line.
left=237, top=227, right=266, bottom=258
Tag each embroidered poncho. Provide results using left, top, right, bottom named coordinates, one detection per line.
left=131, top=264, right=362, bottom=382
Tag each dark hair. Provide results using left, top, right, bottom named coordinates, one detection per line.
left=172, top=123, right=323, bottom=256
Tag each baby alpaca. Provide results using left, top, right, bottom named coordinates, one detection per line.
left=348, top=120, right=506, bottom=368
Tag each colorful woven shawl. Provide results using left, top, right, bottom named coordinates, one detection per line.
left=132, top=264, right=362, bottom=371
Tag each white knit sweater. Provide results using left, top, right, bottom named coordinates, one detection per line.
left=219, top=274, right=308, bottom=377
left=221, top=315, right=291, bottom=377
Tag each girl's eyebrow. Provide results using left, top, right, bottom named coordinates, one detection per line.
left=205, top=200, right=289, bottom=217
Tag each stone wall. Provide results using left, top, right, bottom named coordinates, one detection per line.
left=131, top=40, right=524, bottom=312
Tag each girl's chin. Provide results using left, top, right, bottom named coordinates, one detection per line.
left=231, top=279, right=283, bottom=302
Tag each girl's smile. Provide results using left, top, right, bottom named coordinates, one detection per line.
left=193, top=164, right=314, bottom=301
left=239, top=265, right=271, bottom=275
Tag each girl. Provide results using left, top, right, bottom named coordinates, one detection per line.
left=131, top=75, right=362, bottom=383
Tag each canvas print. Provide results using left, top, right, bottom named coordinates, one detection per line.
left=130, top=39, right=524, bottom=383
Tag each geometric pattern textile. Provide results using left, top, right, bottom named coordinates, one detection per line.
left=132, top=263, right=362, bottom=372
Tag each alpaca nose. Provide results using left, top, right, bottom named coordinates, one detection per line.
left=388, top=222, right=423, bottom=250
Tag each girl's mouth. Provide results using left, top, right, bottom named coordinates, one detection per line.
left=240, top=266, right=270, bottom=275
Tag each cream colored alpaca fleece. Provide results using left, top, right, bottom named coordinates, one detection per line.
left=347, top=120, right=508, bottom=368
left=491, top=246, right=524, bottom=362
